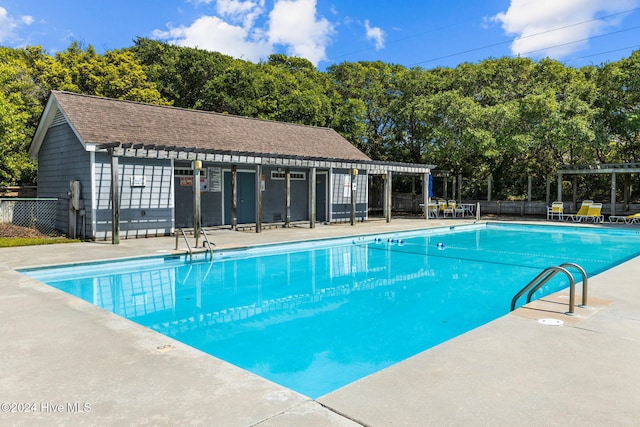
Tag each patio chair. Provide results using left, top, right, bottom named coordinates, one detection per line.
left=442, top=200, right=463, bottom=218
left=437, top=199, right=448, bottom=216
left=546, top=201, right=564, bottom=220
left=427, top=202, right=439, bottom=218
left=627, top=213, right=640, bottom=223
left=449, top=200, right=465, bottom=217
left=578, top=203, right=603, bottom=223
left=564, top=200, right=593, bottom=222
left=609, top=213, right=640, bottom=224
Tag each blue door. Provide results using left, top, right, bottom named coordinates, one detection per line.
left=316, top=172, right=327, bottom=222
left=224, top=170, right=256, bottom=225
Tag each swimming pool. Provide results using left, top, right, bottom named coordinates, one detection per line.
left=21, top=223, right=640, bottom=398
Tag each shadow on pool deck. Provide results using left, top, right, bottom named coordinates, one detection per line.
left=1, top=218, right=640, bottom=426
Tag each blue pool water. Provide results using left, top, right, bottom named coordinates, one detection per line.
left=21, top=223, right=640, bottom=397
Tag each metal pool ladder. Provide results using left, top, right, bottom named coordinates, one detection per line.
left=175, top=228, right=215, bottom=261
left=510, top=263, right=588, bottom=315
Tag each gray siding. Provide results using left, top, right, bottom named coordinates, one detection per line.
left=261, top=167, right=309, bottom=223
left=37, top=123, right=91, bottom=236
left=94, top=154, right=174, bottom=239
left=330, top=170, right=368, bottom=221
left=174, top=161, right=224, bottom=228
left=174, top=164, right=322, bottom=226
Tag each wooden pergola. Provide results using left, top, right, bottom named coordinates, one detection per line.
left=103, top=143, right=435, bottom=244
left=557, top=163, right=640, bottom=216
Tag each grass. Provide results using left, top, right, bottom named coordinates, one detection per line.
left=0, top=237, right=81, bottom=247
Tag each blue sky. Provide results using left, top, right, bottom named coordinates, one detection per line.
left=2, top=0, right=640, bottom=70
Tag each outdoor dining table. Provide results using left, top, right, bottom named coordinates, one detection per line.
left=458, top=203, right=475, bottom=217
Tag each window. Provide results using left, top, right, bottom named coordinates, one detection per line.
left=175, top=167, right=207, bottom=178
left=271, top=171, right=306, bottom=180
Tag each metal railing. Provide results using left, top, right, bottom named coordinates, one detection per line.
left=511, top=263, right=588, bottom=315
left=175, top=228, right=215, bottom=261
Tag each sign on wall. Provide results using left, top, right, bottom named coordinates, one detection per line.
left=343, top=175, right=351, bottom=198
left=209, top=167, right=222, bottom=192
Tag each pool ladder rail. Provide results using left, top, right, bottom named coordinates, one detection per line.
left=175, top=228, right=215, bottom=261
left=510, top=263, right=588, bottom=315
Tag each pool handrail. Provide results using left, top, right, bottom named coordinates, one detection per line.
left=526, top=263, right=588, bottom=308
left=510, top=263, right=588, bottom=315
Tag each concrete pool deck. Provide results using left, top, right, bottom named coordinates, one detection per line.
left=1, top=218, right=639, bottom=426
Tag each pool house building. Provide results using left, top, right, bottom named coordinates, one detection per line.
left=29, top=91, right=433, bottom=241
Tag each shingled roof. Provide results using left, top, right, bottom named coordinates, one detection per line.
left=30, top=91, right=371, bottom=162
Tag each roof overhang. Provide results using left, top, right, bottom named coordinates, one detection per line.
left=28, top=93, right=89, bottom=159
left=558, top=163, right=640, bottom=175
left=100, top=142, right=435, bottom=175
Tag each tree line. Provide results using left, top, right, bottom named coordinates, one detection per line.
left=1, top=38, right=638, bottom=200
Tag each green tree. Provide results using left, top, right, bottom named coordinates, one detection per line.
left=594, top=50, right=640, bottom=162
left=52, top=41, right=169, bottom=104
left=328, top=61, right=407, bottom=160
left=131, top=38, right=234, bottom=109
left=0, top=48, right=38, bottom=185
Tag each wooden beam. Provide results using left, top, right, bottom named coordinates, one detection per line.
left=255, top=164, right=262, bottom=233
left=611, top=172, right=617, bottom=216
left=193, top=160, right=201, bottom=246
left=309, top=167, right=316, bottom=229
left=285, top=168, right=291, bottom=227
left=385, top=171, right=392, bottom=223
left=350, top=168, right=357, bottom=226
left=231, top=165, right=237, bottom=230
left=109, top=148, right=120, bottom=245
left=423, top=172, right=429, bottom=221
left=557, top=173, right=563, bottom=202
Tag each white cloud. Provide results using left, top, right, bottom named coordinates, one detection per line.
left=215, top=0, right=265, bottom=28
left=492, top=0, right=639, bottom=58
left=153, top=15, right=269, bottom=62
left=364, top=20, right=384, bottom=50
left=267, top=0, right=334, bottom=65
left=153, top=0, right=333, bottom=66
left=0, top=6, right=33, bottom=44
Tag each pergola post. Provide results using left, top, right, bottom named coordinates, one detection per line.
left=285, top=168, right=291, bottom=228
left=487, top=175, right=492, bottom=202
left=231, top=165, right=237, bottom=230
left=384, top=171, right=392, bottom=223
left=255, top=164, right=262, bottom=233
left=309, top=167, right=316, bottom=229
left=444, top=178, right=448, bottom=200
left=611, top=172, right=617, bottom=216
left=545, top=175, right=551, bottom=206
left=527, top=176, right=532, bottom=202
left=557, top=173, right=563, bottom=202
left=193, top=160, right=202, bottom=247
left=350, top=168, right=358, bottom=226
left=452, top=175, right=457, bottom=200
left=423, top=172, right=430, bottom=221
left=109, top=148, right=120, bottom=245
left=624, top=174, right=630, bottom=211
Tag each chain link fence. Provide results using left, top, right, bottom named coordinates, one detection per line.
left=0, top=198, right=58, bottom=235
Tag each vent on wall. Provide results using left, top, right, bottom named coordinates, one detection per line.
left=51, top=111, right=66, bottom=128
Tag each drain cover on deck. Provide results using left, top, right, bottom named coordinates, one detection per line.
left=538, top=318, right=564, bottom=326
